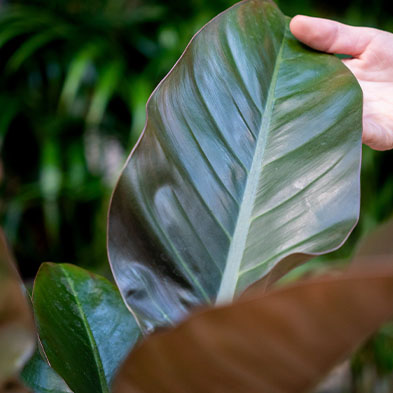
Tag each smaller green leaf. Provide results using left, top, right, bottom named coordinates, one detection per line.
left=33, top=263, right=141, bottom=393
left=21, top=351, right=72, bottom=393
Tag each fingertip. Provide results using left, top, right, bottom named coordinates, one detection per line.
left=289, top=15, right=320, bottom=46
left=289, top=15, right=309, bottom=33
left=289, top=15, right=339, bottom=53
left=289, top=15, right=302, bottom=37
left=289, top=16, right=370, bottom=56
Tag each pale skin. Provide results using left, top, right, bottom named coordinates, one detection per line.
left=290, top=15, right=393, bottom=151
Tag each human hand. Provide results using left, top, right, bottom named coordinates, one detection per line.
left=290, top=15, right=393, bottom=151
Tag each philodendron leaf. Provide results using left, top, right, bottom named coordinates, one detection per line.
left=0, top=229, right=35, bottom=385
left=21, top=351, right=71, bottom=393
left=114, top=265, right=393, bottom=393
left=108, top=0, right=362, bottom=331
left=32, top=263, right=141, bottom=393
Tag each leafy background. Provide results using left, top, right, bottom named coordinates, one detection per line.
left=0, top=0, right=392, bottom=391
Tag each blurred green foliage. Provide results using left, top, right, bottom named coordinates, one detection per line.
left=0, top=0, right=392, bottom=390
left=0, top=0, right=237, bottom=277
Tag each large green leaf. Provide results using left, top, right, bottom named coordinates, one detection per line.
left=114, top=265, right=393, bottom=393
left=21, top=351, right=72, bottom=393
left=32, top=263, right=141, bottom=393
left=0, top=229, right=35, bottom=385
left=108, top=0, right=362, bottom=331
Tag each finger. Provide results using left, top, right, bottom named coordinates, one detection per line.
left=289, top=15, right=375, bottom=57
left=363, top=118, right=393, bottom=151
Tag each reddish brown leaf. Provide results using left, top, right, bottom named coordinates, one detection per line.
left=114, top=265, right=393, bottom=393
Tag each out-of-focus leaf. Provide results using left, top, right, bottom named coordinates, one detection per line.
left=32, top=263, right=141, bottom=393
left=114, top=265, right=393, bottom=393
left=6, top=28, right=67, bottom=72
left=312, top=362, right=351, bottom=393
left=355, top=217, right=393, bottom=259
left=128, top=78, right=152, bottom=147
left=0, top=379, right=30, bottom=393
left=0, top=98, right=19, bottom=147
left=21, top=351, right=72, bottom=393
left=0, top=230, right=35, bottom=385
left=0, top=22, right=38, bottom=49
left=59, top=44, right=99, bottom=109
left=86, top=60, right=124, bottom=125
left=39, top=140, right=62, bottom=243
left=65, top=142, right=86, bottom=190
left=122, top=6, right=165, bottom=24
left=108, top=0, right=362, bottom=332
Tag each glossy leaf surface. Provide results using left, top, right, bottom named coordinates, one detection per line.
left=0, top=230, right=35, bottom=384
left=108, top=0, right=362, bottom=331
left=32, top=263, right=141, bottom=393
left=21, top=351, right=71, bottom=393
left=114, top=266, right=393, bottom=393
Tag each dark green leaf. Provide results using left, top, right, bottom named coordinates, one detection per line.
left=32, top=263, right=141, bottom=393
left=114, top=265, right=393, bottom=393
left=108, top=0, right=362, bottom=331
left=21, top=351, right=71, bottom=393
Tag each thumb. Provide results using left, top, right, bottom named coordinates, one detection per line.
left=289, top=15, right=374, bottom=57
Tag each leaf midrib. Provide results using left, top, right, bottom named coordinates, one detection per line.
left=215, top=23, right=287, bottom=304
left=61, top=266, right=109, bottom=393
